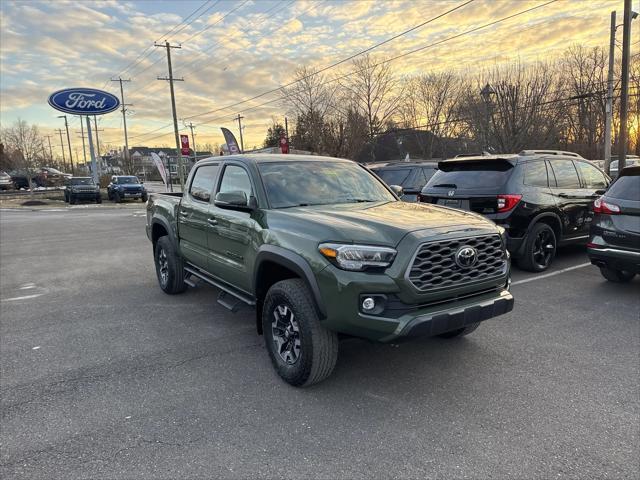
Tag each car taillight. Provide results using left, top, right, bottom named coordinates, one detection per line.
left=593, top=197, right=620, bottom=214
left=496, top=194, right=522, bottom=212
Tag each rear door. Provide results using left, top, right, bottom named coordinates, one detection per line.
left=547, top=159, right=588, bottom=239
left=178, top=163, right=219, bottom=270
left=421, top=159, right=515, bottom=214
left=574, top=159, right=610, bottom=235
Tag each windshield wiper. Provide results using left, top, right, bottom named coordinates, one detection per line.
left=337, top=198, right=378, bottom=203
left=432, top=183, right=457, bottom=188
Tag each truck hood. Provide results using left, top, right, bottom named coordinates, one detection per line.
left=266, top=200, right=495, bottom=247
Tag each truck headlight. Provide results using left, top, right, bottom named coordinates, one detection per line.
left=318, top=243, right=396, bottom=271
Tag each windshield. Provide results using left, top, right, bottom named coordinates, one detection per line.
left=259, top=161, right=395, bottom=209
left=426, top=161, right=514, bottom=189
left=116, top=176, right=139, bottom=184
left=373, top=168, right=412, bottom=186
left=69, top=178, right=94, bottom=185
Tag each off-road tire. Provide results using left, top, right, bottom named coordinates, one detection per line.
left=113, top=192, right=121, bottom=203
left=69, top=194, right=76, bottom=205
left=262, top=279, right=338, bottom=387
left=518, top=223, right=557, bottom=272
left=64, top=192, right=69, bottom=203
left=154, top=236, right=187, bottom=294
left=141, top=194, right=148, bottom=202
left=96, top=196, right=102, bottom=204
left=438, top=322, right=481, bottom=338
left=599, top=266, right=636, bottom=283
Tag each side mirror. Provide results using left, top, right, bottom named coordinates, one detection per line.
left=214, top=190, right=253, bottom=211
left=389, top=184, right=404, bottom=197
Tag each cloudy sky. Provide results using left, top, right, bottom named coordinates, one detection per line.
left=0, top=0, right=632, bottom=157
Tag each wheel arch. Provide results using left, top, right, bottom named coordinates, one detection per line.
left=253, top=246, right=326, bottom=335
left=151, top=217, right=176, bottom=251
left=528, top=211, right=563, bottom=241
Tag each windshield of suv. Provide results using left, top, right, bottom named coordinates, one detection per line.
left=372, top=168, right=412, bottom=186
left=425, top=160, right=514, bottom=189
left=69, top=178, right=94, bottom=185
left=259, top=161, right=395, bottom=208
left=115, top=176, right=139, bottom=184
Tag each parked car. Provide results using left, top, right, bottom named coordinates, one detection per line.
left=0, top=170, right=14, bottom=190
left=608, top=155, right=639, bottom=178
left=587, top=166, right=640, bottom=282
left=32, top=167, right=72, bottom=187
left=147, top=154, right=514, bottom=386
left=9, top=170, right=30, bottom=190
left=370, top=161, right=439, bottom=202
left=107, top=175, right=148, bottom=202
left=64, top=177, right=101, bottom=204
left=420, top=152, right=611, bottom=272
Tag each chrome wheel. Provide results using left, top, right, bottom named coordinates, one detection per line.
left=157, top=248, right=169, bottom=287
left=271, top=304, right=301, bottom=365
left=532, top=229, right=555, bottom=269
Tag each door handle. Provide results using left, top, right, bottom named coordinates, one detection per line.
left=207, top=217, right=218, bottom=226
left=179, top=209, right=189, bottom=216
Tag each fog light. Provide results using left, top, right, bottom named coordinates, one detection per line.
left=362, top=297, right=376, bottom=311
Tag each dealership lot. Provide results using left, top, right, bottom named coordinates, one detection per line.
left=1, top=207, right=638, bottom=479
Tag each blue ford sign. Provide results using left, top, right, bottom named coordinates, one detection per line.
left=48, top=88, right=120, bottom=115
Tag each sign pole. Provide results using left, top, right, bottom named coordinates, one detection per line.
left=86, top=116, right=98, bottom=183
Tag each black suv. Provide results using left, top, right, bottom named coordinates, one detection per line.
left=371, top=161, right=438, bottom=202
left=420, top=152, right=611, bottom=271
left=587, top=166, right=640, bottom=282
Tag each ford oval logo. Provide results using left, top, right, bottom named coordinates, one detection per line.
left=455, top=246, right=478, bottom=269
left=48, top=88, right=120, bottom=115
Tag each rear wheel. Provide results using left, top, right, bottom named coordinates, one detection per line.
left=599, top=266, right=636, bottom=283
left=262, top=279, right=338, bottom=387
left=519, top=223, right=556, bottom=272
left=154, top=236, right=187, bottom=294
left=438, top=322, right=480, bottom=338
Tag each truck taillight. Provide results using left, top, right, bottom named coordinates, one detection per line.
left=496, top=194, right=522, bottom=212
left=593, top=197, right=620, bottom=214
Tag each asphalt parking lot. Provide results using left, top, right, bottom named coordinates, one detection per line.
left=1, top=206, right=638, bottom=479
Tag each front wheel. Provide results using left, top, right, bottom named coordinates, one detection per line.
left=518, top=223, right=556, bottom=272
left=600, top=266, right=636, bottom=283
left=113, top=192, right=121, bottom=203
left=262, top=279, right=338, bottom=387
left=141, top=194, right=148, bottom=202
left=154, top=236, right=187, bottom=294
left=69, top=194, right=76, bottom=205
left=96, top=196, right=102, bottom=204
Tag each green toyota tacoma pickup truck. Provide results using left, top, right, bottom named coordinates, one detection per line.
left=146, top=154, right=514, bottom=386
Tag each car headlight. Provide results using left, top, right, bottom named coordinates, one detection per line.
left=318, top=243, right=397, bottom=271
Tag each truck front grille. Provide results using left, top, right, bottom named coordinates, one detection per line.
left=407, top=235, right=506, bottom=291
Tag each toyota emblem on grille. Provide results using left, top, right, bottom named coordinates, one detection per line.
left=455, top=246, right=478, bottom=268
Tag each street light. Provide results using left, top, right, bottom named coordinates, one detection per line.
left=480, top=83, right=496, bottom=153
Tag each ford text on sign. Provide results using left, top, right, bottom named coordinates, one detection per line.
left=48, top=88, right=120, bottom=115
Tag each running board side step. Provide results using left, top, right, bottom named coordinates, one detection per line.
left=184, top=265, right=256, bottom=308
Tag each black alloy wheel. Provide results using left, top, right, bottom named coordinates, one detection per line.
left=271, top=304, right=302, bottom=365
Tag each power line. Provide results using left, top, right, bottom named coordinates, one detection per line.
left=180, top=0, right=251, bottom=44
left=162, top=0, right=218, bottom=41
left=184, top=0, right=479, bottom=120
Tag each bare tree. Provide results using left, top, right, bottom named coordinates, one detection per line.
left=341, top=54, right=402, bottom=140
left=0, top=119, right=46, bottom=191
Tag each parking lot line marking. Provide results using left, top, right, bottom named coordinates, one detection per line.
left=511, top=263, right=592, bottom=286
left=2, top=293, right=44, bottom=302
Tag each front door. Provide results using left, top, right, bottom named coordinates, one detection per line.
left=178, top=164, right=219, bottom=270
left=207, top=163, right=257, bottom=292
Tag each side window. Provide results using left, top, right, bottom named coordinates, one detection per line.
left=548, top=160, right=580, bottom=188
left=218, top=165, right=253, bottom=198
left=574, top=161, right=608, bottom=189
left=189, top=164, right=219, bottom=202
left=523, top=161, right=549, bottom=187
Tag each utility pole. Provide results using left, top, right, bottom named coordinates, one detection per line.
left=284, top=116, right=289, bottom=143
left=56, top=128, right=67, bottom=171
left=604, top=11, right=616, bottom=174
left=76, top=116, right=87, bottom=165
left=156, top=41, right=185, bottom=190
left=94, top=116, right=104, bottom=175
left=45, top=135, right=54, bottom=163
left=617, top=0, right=633, bottom=173
left=111, top=77, right=132, bottom=177
left=235, top=114, right=245, bottom=152
left=58, top=115, right=74, bottom=174
left=185, top=121, right=197, bottom=162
